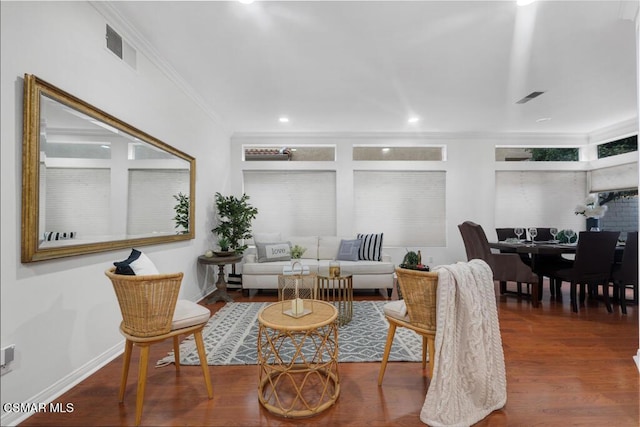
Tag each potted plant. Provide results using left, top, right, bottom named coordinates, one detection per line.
left=172, top=192, right=190, bottom=234
left=217, top=237, right=230, bottom=252
left=212, top=192, right=258, bottom=254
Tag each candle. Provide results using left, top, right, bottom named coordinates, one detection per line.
left=291, top=298, right=304, bottom=315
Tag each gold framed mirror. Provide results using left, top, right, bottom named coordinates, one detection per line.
left=22, top=74, right=196, bottom=262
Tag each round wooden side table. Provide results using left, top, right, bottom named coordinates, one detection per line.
left=198, top=253, right=243, bottom=303
left=257, top=300, right=339, bottom=418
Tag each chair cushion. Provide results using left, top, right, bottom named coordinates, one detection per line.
left=383, top=299, right=409, bottom=322
left=171, top=300, right=211, bottom=330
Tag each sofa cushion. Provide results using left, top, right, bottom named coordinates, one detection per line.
left=285, top=235, right=319, bottom=260
left=253, top=232, right=282, bottom=243
left=357, top=233, right=384, bottom=261
left=318, top=236, right=356, bottom=260
left=256, top=242, right=292, bottom=263
left=336, top=238, right=362, bottom=261
left=243, top=260, right=320, bottom=275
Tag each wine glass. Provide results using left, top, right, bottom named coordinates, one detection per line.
left=514, top=227, right=524, bottom=241
left=550, top=227, right=558, bottom=242
left=529, top=227, right=538, bottom=243
left=565, top=229, right=576, bottom=243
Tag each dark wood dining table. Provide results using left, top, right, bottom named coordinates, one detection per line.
left=489, top=240, right=578, bottom=257
left=489, top=240, right=624, bottom=299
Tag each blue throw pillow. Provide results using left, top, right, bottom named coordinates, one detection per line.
left=336, top=239, right=362, bottom=261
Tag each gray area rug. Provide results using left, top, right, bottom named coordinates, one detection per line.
left=157, top=301, right=423, bottom=366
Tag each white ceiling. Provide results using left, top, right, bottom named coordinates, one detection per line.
left=106, top=0, right=638, bottom=135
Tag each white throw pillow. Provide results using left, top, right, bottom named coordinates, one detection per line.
left=113, top=249, right=160, bottom=275
left=255, top=242, right=292, bottom=263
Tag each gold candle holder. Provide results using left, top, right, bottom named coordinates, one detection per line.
left=329, top=261, right=340, bottom=278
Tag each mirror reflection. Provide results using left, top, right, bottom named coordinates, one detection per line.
left=22, top=74, right=195, bottom=262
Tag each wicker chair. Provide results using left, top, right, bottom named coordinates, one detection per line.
left=105, top=267, right=213, bottom=426
left=378, top=267, right=438, bottom=385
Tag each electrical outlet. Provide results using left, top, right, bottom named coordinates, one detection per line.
left=1, top=344, right=15, bottom=366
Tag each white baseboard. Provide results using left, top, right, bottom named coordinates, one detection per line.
left=0, top=341, right=123, bottom=427
left=634, top=349, right=640, bottom=372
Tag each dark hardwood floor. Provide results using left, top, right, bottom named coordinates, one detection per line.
left=21, top=281, right=639, bottom=426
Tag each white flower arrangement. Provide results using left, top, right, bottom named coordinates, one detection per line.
left=574, top=194, right=608, bottom=219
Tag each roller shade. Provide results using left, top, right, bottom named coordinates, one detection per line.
left=353, top=171, right=446, bottom=247
left=495, top=171, right=586, bottom=231
left=243, top=170, right=337, bottom=237
left=590, top=162, right=638, bottom=192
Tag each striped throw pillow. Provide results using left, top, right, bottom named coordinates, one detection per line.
left=357, top=233, right=383, bottom=261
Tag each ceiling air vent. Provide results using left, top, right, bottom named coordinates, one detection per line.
left=105, top=24, right=137, bottom=69
left=516, top=91, right=545, bottom=104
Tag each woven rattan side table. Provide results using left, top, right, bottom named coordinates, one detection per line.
left=317, top=274, right=353, bottom=326
left=257, top=300, right=339, bottom=418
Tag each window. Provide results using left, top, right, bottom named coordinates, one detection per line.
left=243, top=146, right=335, bottom=161
left=353, top=146, right=444, bottom=161
left=353, top=171, right=446, bottom=247
left=597, top=135, right=637, bottom=159
left=243, top=170, right=336, bottom=237
left=495, top=147, right=579, bottom=161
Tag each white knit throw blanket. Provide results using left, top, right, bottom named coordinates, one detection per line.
left=420, top=259, right=507, bottom=427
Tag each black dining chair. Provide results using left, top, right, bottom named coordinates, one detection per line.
left=528, top=227, right=565, bottom=298
left=496, top=227, right=532, bottom=294
left=550, top=231, right=620, bottom=313
left=496, top=228, right=524, bottom=241
left=459, top=221, right=540, bottom=306
left=530, top=228, right=554, bottom=242
left=610, top=231, right=638, bottom=315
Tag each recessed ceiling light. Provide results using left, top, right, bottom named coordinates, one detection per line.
left=536, top=117, right=551, bottom=123
left=278, top=117, right=289, bottom=123
left=382, top=147, right=390, bottom=153
left=408, top=117, right=420, bottom=124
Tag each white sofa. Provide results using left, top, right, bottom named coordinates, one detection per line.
left=240, top=235, right=395, bottom=295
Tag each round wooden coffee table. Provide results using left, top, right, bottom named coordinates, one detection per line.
left=257, top=300, right=339, bottom=418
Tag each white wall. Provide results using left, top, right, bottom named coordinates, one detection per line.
left=0, top=2, right=230, bottom=424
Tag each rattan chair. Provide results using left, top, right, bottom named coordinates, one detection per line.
left=378, top=267, right=438, bottom=385
left=105, top=267, right=213, bottom=426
